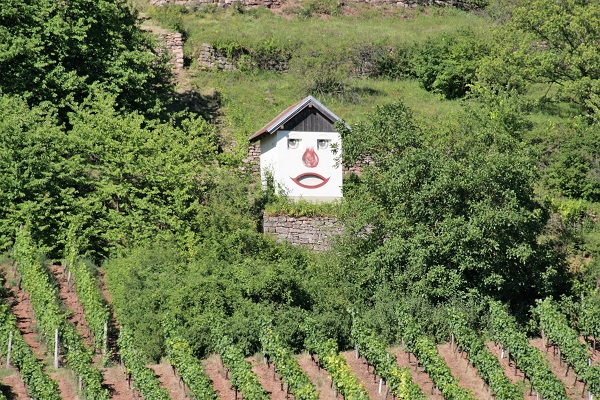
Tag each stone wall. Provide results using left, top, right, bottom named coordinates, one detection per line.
left=150, top=0, right=478, bottom=9
left=142, top=27, right=185, bottom=72
left=150, top=0, right=282, bottom=8
left=198, top=43, right=236, bottom=71
left=344, top=155, right=373, bottom=176
left=263, top=215, right=342, bottom=251
left=244, top=143, right=261, bottom=175
left=162, top=32, right=185, bottom=71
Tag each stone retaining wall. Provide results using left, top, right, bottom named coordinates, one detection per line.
left=244, top=143, right=261, bottom=175
left=162, top=32, right=185, bottom=71
left=150, top=0, right=480, bottom=9
left=263, top=215, right=342, bottom=251
left=142, top=28, right=185, bottom=72
left=197, top=43, right=236, bottom=71
left=150, top=0, right=281, bottom=7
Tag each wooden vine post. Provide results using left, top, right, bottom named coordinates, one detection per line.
left=103, top=321, right=108, bottom=360
left=54, top=328, right=59, bottom=368
left=6, top=331, right=13, bottom=368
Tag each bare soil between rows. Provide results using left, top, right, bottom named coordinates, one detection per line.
left=0, top=263, right=80, bottom=400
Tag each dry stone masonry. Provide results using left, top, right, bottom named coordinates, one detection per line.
left=150, top=0, right=282, bottom=7
left=141, top=26, right=185, bottom=73
left=197, top=43, right=236, bottom=71
left=244, top=143, right=261, bottom=175
left=150, top=0, right=479, bottom=9
left=162, top=32, right=185, bottom=71
left=263, top=215, right=343, bottom=251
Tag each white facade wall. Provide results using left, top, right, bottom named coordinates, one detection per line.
left=260, top=130, right=342, bottom=202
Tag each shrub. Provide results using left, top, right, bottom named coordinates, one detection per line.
left=412, top=28, right=490, bottom=99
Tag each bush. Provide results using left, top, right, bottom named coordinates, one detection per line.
left=148, top=5, right=189, bottom=36
left=296, top=0, right=341, bottom=17
left=264, top=197, right=341, bottom=218
left=212, top=37, right=291, bottom=72
left=351, top=44, right=415, bottom=79
left=412, top=28, right=490, bottom=99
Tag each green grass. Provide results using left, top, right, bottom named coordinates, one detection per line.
left=190, top=69, right=465, bottom=158
left=149, top=5, right=489, bottom=57
left=141, top=4, right=493, bottom=159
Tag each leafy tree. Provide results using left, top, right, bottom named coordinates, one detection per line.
left=542, top=122, right=600, bottom=202
left=105, top=239, right=315, bottom=361
left=0, top=0, right=172, bottom=117
left=477, top=0, right=600, bottom=119
left=0, top=93, right=76, bottom=253
left=339, top=102, right=567, bottom=310
left=0, top=91, right=221, bottom=258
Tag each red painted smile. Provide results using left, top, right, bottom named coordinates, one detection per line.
left=291, top=173, right=330, bottom=189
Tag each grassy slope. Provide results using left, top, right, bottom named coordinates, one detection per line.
left=146, top=4, right=490, bottom=158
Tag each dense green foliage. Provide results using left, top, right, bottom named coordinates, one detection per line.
left=477, top=0, right=600, bottom=120
left=0, top=0, right=172, bottom=117
left=412, top=28, right=490, bottom=98
left=339, top=101, right=566, bottom=312
left=0, top=92, right=221, bottom=259
left=1, top=0, right=600, bottom=387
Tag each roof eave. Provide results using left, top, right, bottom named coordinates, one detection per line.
left=249, top=96, right=342, bottom=142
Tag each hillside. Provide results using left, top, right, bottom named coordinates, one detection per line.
left=0, top=0, right=599, bottom=399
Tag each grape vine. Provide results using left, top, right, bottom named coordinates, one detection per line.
left=488, top=301, right=568, bottom=400
left=118, top=327, right=171, bottom=400
left=533, top=298, right=600, bottom=396
left=213, top=331, right=269, bottom=400
left=64, top=222, right=110, bottom=353
left=0, top=302, right=61, bottom=400
left=398, top=311, right=477, bottom=400
left=579, top=294, right=600, bottom=351
left=164, top=326, right=217, bottom=400
left=13, top=226, right=109, bottom=400
left=449, top=311, right=522, bottom=400
left=303, top=322, right=370, bottom=400
left=260, top=327, right=318, bottom=400
left=350, top=318, right=425, bottom=400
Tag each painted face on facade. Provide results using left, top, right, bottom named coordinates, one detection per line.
left=286, top=134, right=336, bottom=190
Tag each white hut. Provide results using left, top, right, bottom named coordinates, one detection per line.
left=249, top=96, right=343, bottom=202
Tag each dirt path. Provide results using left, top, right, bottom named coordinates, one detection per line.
left=49, top=265, right=95, bottom=349
left=1, top=367, right=30, bottom=400
left=388, top=346, right=441, bottom=399
left=341, top=349, right=383, bottom=400
left=202, top=354, right=237, bottom=400
left=486, top=342, right=535, bottom=400
left=247, top=354, right=289, bottom=400
left=50, top=264, right=138, bottom=400
left=584, top=336, right=600, bottom=364
left=0, top=264, right=80, bottom=400
left=148, top=363, right=189, bottom=400
left=296, top=352, right=336, bottom=400
left=529, top=338, right=588, bottom=399
left=437, top=343, right=487, bottom=399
